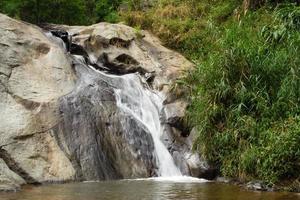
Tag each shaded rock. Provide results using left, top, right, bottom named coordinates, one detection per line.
left=54, top=62, right=157, bottom=180
left=0, top=159, right=25, bottom=192
left=186, top=127, right=217, bottom=179
left=163, top=100, right=189, bottom=133
left=50, top=30, right=71, bottom=51
left=163, top=101, right=187, bottom=124
left=246, top=181, right=268, bottom=191
left=162, top=126, right=216, bottom=179
left=185, top=153, right=217, bottom=180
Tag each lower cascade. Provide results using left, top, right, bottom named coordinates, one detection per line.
left=52, top=30, right=185, bottom=178
left=72, top=52, right=183, bottom=177
left=96, top=69, right=182, bottom=177
left=47, top=28, right=210, bottom=180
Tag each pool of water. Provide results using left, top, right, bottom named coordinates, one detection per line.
left=0, top=178, right=299, bottom=200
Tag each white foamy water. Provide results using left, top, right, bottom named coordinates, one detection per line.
left=130, top=176, right=208, bottom=183
left=86, top=63, right=182, bottom=176
left=113, top=74, right=182, bottom=177
left=44, top=32, right=67, bottom=50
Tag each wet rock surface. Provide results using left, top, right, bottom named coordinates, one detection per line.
left=245, top=181, right=271, bottom=191
left=54, top=61, right=157, bottom=180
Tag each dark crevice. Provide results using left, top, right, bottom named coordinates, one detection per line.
left=0, top=42, right=10, bottom=47
left=109, top=38, right=131, bottom=48
left=0, top=71, right=10, bottom=78
left=50, top=30, right=71, bottom=51
left=166, top=119, right=191, bottom=136
left=115, top=54, right=139, bottom=65
left=12, top=123, right=57, bottom=141
left=70, top=43, right=88, bottom=58
left=98, top=53, right=147, bottom=75
left=0, top=141, right=17, bottom=148
left=0, top=147, right=39, bottom=184
left=12, top=95, right=41, bottom=110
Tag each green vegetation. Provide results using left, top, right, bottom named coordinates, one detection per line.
left=0, top=0, right=123, bottom=24
left=120, top=0, right=300, bottom=186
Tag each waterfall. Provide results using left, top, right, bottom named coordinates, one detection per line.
left=88, top=66, right=182, bottom=177
left=46, top=31, right=183, bottom=178
left=113, top=75, right=182, bottom=177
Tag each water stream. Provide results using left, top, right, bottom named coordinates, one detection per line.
left=98, top=71, right=182, bottom=177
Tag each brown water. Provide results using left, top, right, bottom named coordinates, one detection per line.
left=0, top=179, right=299, bottom=200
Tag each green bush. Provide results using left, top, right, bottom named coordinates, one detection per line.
left=0, top=0, right=124, bottom=25
left=187, top=5, right=300, bottom=184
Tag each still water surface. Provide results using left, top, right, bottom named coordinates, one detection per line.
left=0, top=178, right=299, bottom=200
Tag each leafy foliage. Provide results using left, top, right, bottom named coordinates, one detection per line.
left=0, top=0, right=124, bottom=24
left=187, top=4, right=300, bottom=185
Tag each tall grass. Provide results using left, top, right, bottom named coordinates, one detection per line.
left=188, top=4, right=300, bottom=185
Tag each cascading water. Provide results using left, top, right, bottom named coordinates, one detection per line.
left=101, top=72, right=182, bottom=177
left=83, top=61, right=182, bottom=177
left=87, top=68, right=205, bottom=181
left=46, top=30, right=206, bottom=181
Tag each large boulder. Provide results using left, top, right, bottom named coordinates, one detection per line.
left=45, top=22, right=193, bottom=92
left=0, top=13, right=76, bottom=190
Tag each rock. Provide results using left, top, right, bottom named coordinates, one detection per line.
left=54, top=64, right=157, bottom=180
left=215, top=177, right=231, bottom=183
left=0, top=13, right=76, bottom=188
left=50, top=30, right=71, bottom=51
left=161, top=126, right=215, bottom=179
left=45, top=22, right=194, bottom=92
left=187, top=128, right=218, bottom=179
left=0, top=159, right=25, bottom=192
left=246, top=181, right=268, bottom=191
left=163, top=101, right=187, bottom=124
left=45, top=22, right=203, bottom=180
left=163, top=100, right=188, bottom=133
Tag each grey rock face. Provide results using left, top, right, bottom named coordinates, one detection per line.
left=54, top=62, right=157, bottom=180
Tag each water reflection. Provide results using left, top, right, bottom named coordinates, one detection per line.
left=0, top=180, right=299, bottom=200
